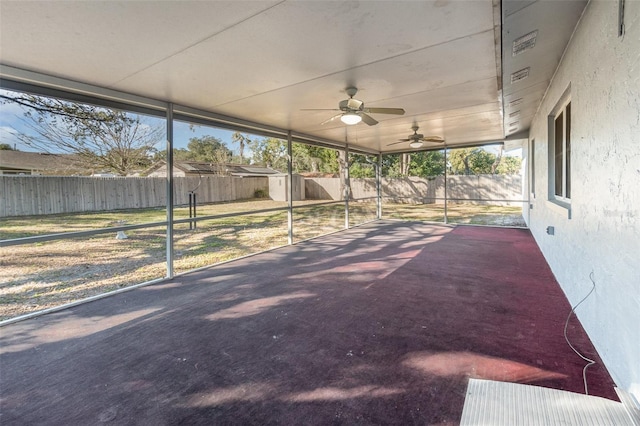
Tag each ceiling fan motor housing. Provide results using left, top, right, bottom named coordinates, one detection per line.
left=339, top=98, right=364, bottom=111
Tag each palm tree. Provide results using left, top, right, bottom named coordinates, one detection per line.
left=231, top=132, right=250, bottom=163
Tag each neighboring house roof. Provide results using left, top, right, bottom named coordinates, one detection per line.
left=144, top=161, right=281, bottom=177
left=178, top=162, right=223, bottom=174
left=228, top=165, right=281, bottom=177
left=0, top=150, right=87, bottom=175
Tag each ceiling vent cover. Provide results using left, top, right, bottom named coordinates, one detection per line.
left=510, top=67, right=530, bottom=84
left=512, top=30, right=538, bottom=56
left=508, top=98, right=524, bottom=107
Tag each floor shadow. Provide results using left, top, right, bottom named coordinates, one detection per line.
left=0, top=221, right=617, bottom=425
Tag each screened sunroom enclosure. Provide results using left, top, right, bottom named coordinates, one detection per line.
left=0, top=76, right=527, bottom=322
left=3, top=1, right=639, bottom=423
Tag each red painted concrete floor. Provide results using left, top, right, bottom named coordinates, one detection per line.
left=0, top=221, right=617, bottom=425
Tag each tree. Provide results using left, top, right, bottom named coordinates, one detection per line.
left=381, top=154, right=401, bottom=177
left=491, top=145, right=503, bottom=174
left=0, top=143, right=14, bottom=150
left=247, top=137, right=288, bottom=170
left=290, top=143, right=314, bottom=172
left=231, top=132, right=250, bottom=163
left=186, top=136, right=232, bottom=164
left=408, top=151, right=445, bottom=177
left=496, top=156, right=522, bottom=174
left=448, top=148, right=496, bottom=175
left=291, top=144, right=340, bottom=174
left=337, top=149, right=350, bottom=199
left=2, top=93, right=163, bottom=176
left=1, top=93, right=119, bottom=122
left=153, top=147, right=194, bottom=162
left=349, top=154, right=376, bottom=178
left=381, top=151, right=445, bottom=178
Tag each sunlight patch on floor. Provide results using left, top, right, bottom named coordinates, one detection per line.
left=402, top=351, right=567, bottom=383
left=0, top=307, right=162, bottom=354
left=285, top=385, right=404, bottom=402
left=183, top=383, right=276, bottom=407
left=205, top=291, right=315, bottom=320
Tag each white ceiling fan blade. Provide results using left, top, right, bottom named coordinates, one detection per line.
left=320, top=113, right=343, bottom=125
left=363, top=107, right=405, bottom=115
left=421, top=136, right=445, bottom=142
left=386, top=140, right=408, bottom=146
left=300, top=108, right=341, bottom=111
left=360, top=113, right=378, bottom=126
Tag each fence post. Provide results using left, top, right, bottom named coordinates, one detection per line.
left=188, top=191, right=197, bottom=230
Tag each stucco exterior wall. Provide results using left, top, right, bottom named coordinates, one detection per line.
left=527, top=1, right=639, bottom=397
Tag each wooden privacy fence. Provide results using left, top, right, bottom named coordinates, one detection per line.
left=306, top=175, right=524, bottom=204
left=0, top=176, right=268, bottom=217
left=1, top=175, right=522, bottom=217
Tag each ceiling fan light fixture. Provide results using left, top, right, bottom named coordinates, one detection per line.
left=341, top=113, right=362, bottom=125
left=409, top=141, right=423, bottom=149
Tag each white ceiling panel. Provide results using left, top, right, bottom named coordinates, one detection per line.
left=115, top=5, right=497, bottom=107
left=0, top=1, right=281, bottom=85
left=208, top=32, right=498, bottom=117
left=0, top=0, right=587, bottom=153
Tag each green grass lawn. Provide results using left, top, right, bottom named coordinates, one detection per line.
left=0, top=199, right=290, bottom=240
left=382, top=202, right=526, bottom=227
left=0, top=199, right=523, bottom=320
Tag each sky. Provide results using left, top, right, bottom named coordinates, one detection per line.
left=0, top=89, right=238, bottom=154
left=0, top=88, right=520, bottom=158
left=172, top=120, right=239, bottom=152
left=0, top=95, right=25, bottom=150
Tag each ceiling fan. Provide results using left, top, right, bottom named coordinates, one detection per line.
left=302, top=87, right=405, bottom=126
left=387, top=125, right=444, bottom=149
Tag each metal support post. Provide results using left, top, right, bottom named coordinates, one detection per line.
left=165, top=103, right=174, bottom=278
left=287, top=131, right=293, bottom=245
left=377, top=153, right=382, bottom=219
left=444, top=145, right=448, bottom=224
left=344, top=144, right=350, bottom=229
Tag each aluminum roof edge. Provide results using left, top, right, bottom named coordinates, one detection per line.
left=0, top=64, right=167, bottom=112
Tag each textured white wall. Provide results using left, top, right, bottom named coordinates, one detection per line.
left=528, top=1, right=640, bottom=397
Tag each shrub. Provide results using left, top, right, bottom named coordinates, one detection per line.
left=254, top=188, right=268, bottom=198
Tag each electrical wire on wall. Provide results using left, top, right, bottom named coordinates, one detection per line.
left=564, top=271, right=597, bottom=395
